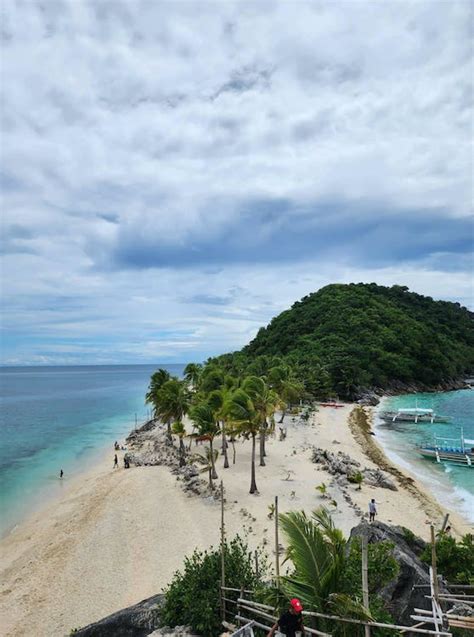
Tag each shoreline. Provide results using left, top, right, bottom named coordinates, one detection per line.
left=1, top=403, right=470, bottom=636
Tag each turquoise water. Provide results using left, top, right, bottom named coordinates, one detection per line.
left=0, top=364, right=184, bottom=536
left=375, top=390, right=474, bottom=524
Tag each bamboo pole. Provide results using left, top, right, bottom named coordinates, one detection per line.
left=220, top=481, right=226, bottom=624
left=300, top=610, right=452, bottom=636
left=275, top=495, right=280, bottom=587
left=440, top=513, right=450, bottom=533
left=430, top=525, right=440, bottom=603
left=361, top=534, right=371, bottom=637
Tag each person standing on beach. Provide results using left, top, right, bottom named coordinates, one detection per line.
left=369, top=498, right=377, bottom=522
left=114, top=454, right=118, bottom=469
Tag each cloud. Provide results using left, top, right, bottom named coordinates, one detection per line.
left=0, top=0, right=472, bottom=364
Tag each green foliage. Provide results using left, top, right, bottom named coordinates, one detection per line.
left=348, top=471, right=364, bottom=489
left=343, top=538, right=399, bottom=595
left=161, top=536, right=266, bottom=636
left=421, top=533, right=474, bottom=584
left=221, top=283, right=473, bottom=399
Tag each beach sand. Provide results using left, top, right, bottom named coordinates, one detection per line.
left=0, top=404, right=470, bottom=637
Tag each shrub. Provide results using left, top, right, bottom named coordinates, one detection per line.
left=161, top=536, right=267, bottom=636
left=421, top=533, right=474, bottom=584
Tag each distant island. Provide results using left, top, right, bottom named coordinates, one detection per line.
left=208, top=283, right=474, bottom=400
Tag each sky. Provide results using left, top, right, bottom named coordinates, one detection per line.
left=1, top=0, right=473, bottom=365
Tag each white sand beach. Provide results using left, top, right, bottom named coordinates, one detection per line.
left=0, top=404, right=470, bottom=637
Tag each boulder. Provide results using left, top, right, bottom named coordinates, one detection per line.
left=349, top=522, right=447, bottom=625
left=73, top=594, right=164, bottom=637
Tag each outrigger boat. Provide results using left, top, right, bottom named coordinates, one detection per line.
left=418, top=429, right=474, bottom=466
left=379, top=407, right=450, bottom=424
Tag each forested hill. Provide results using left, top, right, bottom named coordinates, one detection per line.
left=226, top=283, right=474, bottom=398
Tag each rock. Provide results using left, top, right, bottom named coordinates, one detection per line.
left=362, top=468, right=397, bottom=491
left=311, top=447, right=397, bottom=490
left=73, top=594, right=164, bottom=637
left=148, top=627, right=198, bottom=636
left=349, top=522, right=448, bottom=624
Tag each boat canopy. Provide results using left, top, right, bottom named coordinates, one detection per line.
left=397, top=408, right=434, bottom=415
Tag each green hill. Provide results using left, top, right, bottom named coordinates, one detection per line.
left=217, top=283, right=474, bottom=399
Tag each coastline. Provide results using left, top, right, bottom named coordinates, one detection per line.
left=1, top=403, right=470, bottom=637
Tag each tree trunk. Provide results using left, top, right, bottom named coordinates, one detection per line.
left=250, top=433, right=258, bottom=494
left=231, top=438, right=236, bottom=465
left=208, top=467, right=214, bottom=490
left=222, top=423, right=229, bottom=468
left=278, top=409, right=286, bottom=424
left=166, top=421, right=172, bottom=444
left=210, top=439, right=218, bottom=480
left=179, top=438, right=186, bottom=467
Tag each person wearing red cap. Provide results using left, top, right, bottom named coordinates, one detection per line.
left=267, top=598, right=304, bottom=636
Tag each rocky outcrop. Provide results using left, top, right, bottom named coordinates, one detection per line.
left=356, top=378, right=470, bottom=403
left=349, top=521, right=449, bottom=625
left=311, top=448, right=397, bottom=490
left=125, top=423, right=214, bottom=499
left=73, top=594, right=165, bottom=637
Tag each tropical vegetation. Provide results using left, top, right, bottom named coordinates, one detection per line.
left=211, top=283, right=474, bottom=399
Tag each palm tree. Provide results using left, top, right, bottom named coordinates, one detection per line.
left=189, top=400, right=220, bottom=480
left=225, top=389, right=260, bottom=494
left=242, top=376, right=278, bottom=467
left=268, top=365, right=304, bottom=423
left=145, top=368, right=171, bottom=415
left=279, top=507, right=370, bottom=635
left=155, top=378, right=191, bottom=443
left=172, top=421, right=187, bottom=467
left=207, top=386, right=237, bottom=469
left=194, top=447, right=219, bottom=490
left=183, top=363, right=202, bottom=390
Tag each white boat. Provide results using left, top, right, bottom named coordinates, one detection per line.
left=419, top=430, right=474, bottom=467
left=380, top=407, right=450, bottom=424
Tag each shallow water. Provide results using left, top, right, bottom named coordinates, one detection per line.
left=375, top=390, right=474, bottom=524
left=0, top=364, right=184, bottom=536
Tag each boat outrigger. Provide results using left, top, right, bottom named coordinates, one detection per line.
left=419, top=429, right=474, bottom=467
left=380, top=407, right=450, bottom=424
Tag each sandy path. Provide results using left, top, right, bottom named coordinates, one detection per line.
left=0, top=404, right=469, bottom=636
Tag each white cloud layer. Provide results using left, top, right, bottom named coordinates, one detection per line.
left=1, top=0, right=472, bottom=364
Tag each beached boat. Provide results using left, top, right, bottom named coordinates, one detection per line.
left=379, top=407, right=450, bottom=424
left=418, top=430, right=474, bottom=467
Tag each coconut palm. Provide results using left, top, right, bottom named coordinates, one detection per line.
left=207, top=385, right=238, bottom=469
left=268, top=365, right=304, bottom=423
left=155, top=378, right=191, bottom=443
left=194, top=447, right=219, bottom=490
left=183, top=363, right=202, bottom=390
left=145, top=368, right=171, bottom=414
left=241, top=376, right=278, bottom=467
left=279, top=507, right=370, bottom=635
left=172, top=421, right=187, bottom=467
left=189, top=400, right=220, bottom=480
left=225, top=389, right=260, bottom=494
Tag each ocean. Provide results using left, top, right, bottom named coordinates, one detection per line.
left=375, top=390, right=474, bottom=525
left=0, top=364, right=184, bottom=536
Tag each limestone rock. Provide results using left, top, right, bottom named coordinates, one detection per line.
left=73, top=594, right=164, bottom=637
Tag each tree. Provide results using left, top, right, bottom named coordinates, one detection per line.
left=172, top=421, right=187, bottom=467
left=225, top=388, right=260, bottom=494
left=194, top=447, right=219, bottom=490
left=145, top=368, right=171, bottom=415
left=183, top=363, right=202, bottom=390
left=189, top=400, right=220, bottom=480
left=279, top=507, right=370, bottom=635
left=155, top=378, right=191, bottom=443
left=242, top=376, right=278, bottom=467
left=268, top=365, right=304, bottom=422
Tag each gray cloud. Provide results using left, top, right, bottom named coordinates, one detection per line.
left=1, top=0, right=472, bottom=364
